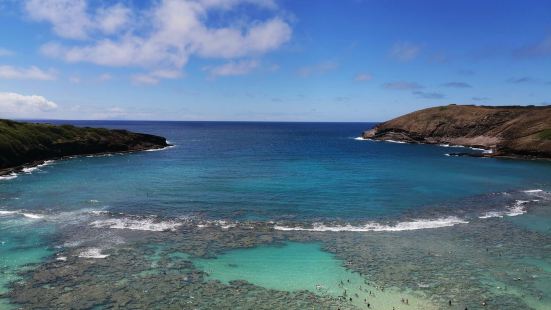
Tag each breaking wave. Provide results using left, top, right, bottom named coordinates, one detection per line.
left=90, top=217, right=182, bottom=232
left=78, top=248, right=109, bottom=259
left=273, top=216, right=468, bottom=232
left=0, top=210, right=44, bottom=219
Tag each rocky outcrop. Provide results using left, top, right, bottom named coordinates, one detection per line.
left=0, top=119, right=170, bottom=174
left=362, top=105, right=551, bottom=159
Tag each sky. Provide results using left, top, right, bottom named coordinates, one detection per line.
left=0, top=0, right=550, bottom=121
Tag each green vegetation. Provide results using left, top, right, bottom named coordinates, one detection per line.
left=0, top=120, right=108, bottom=158
left=538, top=129, right=551, bottom=140
left=0, top=119, right=167, bottom=170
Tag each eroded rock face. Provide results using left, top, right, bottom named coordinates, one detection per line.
left=0, top=119, right=169, bottom=173
left=362, top=105, right=551, bottom=158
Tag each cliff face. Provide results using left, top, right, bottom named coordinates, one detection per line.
left=363, top=105, right=551, bottom=158
left=0, top=119, right=169, bottom=172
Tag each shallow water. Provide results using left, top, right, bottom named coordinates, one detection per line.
left=1, top=121, right=550, bottom=309
left=194, top=242, right=436, bottom=309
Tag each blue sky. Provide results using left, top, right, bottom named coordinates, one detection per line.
left=0, top=0, right=550, bottom=121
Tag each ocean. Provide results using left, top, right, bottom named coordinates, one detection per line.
left=1, top=121, right=550, bottom=309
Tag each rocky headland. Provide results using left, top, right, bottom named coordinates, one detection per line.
left=363, top=104, right=551, bottom=159
left=0, top=119, right=170, bottom=175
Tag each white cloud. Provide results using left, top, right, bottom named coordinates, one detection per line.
left=205, top=59, right=259, bottom=77
left=131, top=69, right=183, bottom=85
left=389, top=41, right=421, bottom=62
left=0, top=65, right=57, bottom=80
left=30, top=0, right=292, bottom=81
left=69, top=76, right=81, bottom=83
left=25, top=0, right=131, bottom=39
left=95, top=4, right=131, bottom=35
left=355, top=73, right=372, bottom=81
left=25, top=0, right=90, bottom=39
left=0, top=92, right=58, bottom=117
left=0, top=48, right=14, bottom=57
left=131, top=74, right=159, bottom=85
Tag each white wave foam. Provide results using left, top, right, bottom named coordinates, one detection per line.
left=196, top=220, right=236, bottom=229
left=78, top=248, right=109, bottom=259
left=90, top=218, right=181, bottom=232
left=479, top=200, right=531, bottom=219
left=21, top=213, right=44, bottom=219
left=384, top=139, right=407, bottom=144
left=274, top=217, right=468, bottom=232
left=479, top=211, right=505, bottom=219
left=144, top=145, right=176, bottom=152
left=0, top=210, right=18, bottom=216
left=523, top=189, right=543, bottom=193
left=439, top=144, right=466, bottom=148
left=0, top=210, right=44, bottom=219
left=506, top=200, right=529, bottom=216
left=21, top=160, right=54, bottom=174
left=21, top=166, right=39, bottom=173
left=216, top=220, right=236, bottom=229
left=353, top=137, right=367, bottom=141
left=439, top=144, right=493, bottom=153
left=0, top=173, right=17, bottom=181
left=89, top=210, right=109, bottom=215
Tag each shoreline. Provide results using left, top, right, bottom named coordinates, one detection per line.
left=0, top=144, right=173, bottom=178
left=356, top=136, right=551, bottom=161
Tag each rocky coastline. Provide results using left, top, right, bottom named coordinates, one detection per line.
left=362, top=104, right=551, bottom=159
left=0, top=119, right=170, bottom=176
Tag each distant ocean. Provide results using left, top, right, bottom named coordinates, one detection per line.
left=1, top=121, right=550, bottom=309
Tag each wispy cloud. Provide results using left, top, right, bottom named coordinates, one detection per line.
left=297, top=61, right=338, bottom=77
left=355, top=73, right=372, bottom=81
left=442, top=82, right=472, bottom=88
left=507, top=77, right=537, bottom=83
left=383, top=81, right=424, bottom=90
left=98, top=73, right=112, bottom=81
left=412, top=90, right=445, bottom=99
left=25, top=0, right=131, bottom=40
left=428, top=52, right=448, bottom=64
left=513, top=34, right=551, bottom=59
left=389, top=41, right=422, bottom=62
left=69, top=75, right=81, bottom=84
left=132, top=69, right=183, bottom=85
left=472, top=97, right=490, bottom=102
left=30, top=0, right=292, bottom=82
left=0, top=48, right=14, bottom=57
left=205, top=59, right=259, bottom=78
left=0, top=65, right=56, bottom=80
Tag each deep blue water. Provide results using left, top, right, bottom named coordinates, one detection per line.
left=2, top=121, right=551, bottom=221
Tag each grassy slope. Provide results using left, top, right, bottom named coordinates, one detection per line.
left=0, top=119, right=168, bottom=171
left=363, top=105, right=551, bottom=158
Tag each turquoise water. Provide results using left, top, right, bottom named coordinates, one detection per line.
left=1, top=121, right=550, bottom=308
left=193, top=242, right=436, bottom=309
left=0, top=215, right=53, bottom=308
